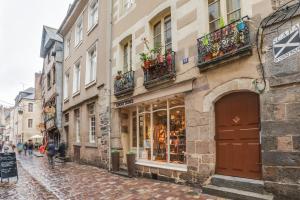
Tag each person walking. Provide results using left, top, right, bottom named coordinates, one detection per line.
left=23, top=142, right=28, bottom=156
left=47, top=140, right=56, bottom=169
left=16, top=142, right=23, bottom=155
left=28, top=140, right=34, bottom=156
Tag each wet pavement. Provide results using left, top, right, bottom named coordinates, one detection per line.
left=0, top=153, right=222, bottom=200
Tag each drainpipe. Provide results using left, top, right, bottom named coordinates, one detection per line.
left=107, top=0, right=113, bottom=172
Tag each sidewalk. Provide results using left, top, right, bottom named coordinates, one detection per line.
left=17, top=154, right=221, bottom=200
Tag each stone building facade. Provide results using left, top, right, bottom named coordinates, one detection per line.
left=260, top=3, right=300, bottom=199
left=12, top=87, right=42, bottom=144
left=58, top=0, right=110, bottom=167
left=39, top=26, right=64, bottom=147
left=110, top=0, right=274, bottom=185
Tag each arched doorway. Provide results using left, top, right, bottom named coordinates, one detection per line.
left=215, top=91, right=261, bottom=180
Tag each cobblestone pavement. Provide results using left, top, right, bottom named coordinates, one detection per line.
left=2, top=154, right=222, bottom=200
left=0, top=161, right=58, bottom=200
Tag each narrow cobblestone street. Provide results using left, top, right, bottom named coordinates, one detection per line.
left=0, top=154, right=221, bottom=200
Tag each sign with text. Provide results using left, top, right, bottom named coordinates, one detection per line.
left=115, top=99, right=134, bottom=108
left=0, top=152, right=18, bottom=181
left=273, top=24, right=300, bottom=63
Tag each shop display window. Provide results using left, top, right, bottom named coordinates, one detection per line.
left=134, top=96, right=186, bottom=165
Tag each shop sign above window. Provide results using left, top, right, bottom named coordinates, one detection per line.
left=273, top=24, right=300, bottom=63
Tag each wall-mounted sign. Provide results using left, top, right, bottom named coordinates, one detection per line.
left=183, top=57, right=189, bottom=64
left=45, top=118, right=55, bottom=130
left=273, top=24, right=300, bottom=63
left=116, top=98, right=134, bottom=108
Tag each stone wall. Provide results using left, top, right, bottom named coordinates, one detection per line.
left=261, top=11, right=300, bottom=200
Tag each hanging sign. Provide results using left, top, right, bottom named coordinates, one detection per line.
left=273, top=24, right=300, bottom=63
left=0, top=152, right=18, bottom=182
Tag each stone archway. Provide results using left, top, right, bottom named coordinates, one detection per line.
left=201, top=78, right=260, bottom=177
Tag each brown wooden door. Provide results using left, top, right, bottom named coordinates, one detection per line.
left=215, top=92, right=261, bottom=180
left=74, top=145, right=80, bottom=162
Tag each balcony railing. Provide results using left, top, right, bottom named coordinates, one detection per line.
left=114, top=70, right=135, bottom=97
left=144, top=51, right=176, bottom=88
left=197, top=16, right=251, bottom=70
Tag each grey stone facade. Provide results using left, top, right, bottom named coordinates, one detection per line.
left=261, top=5, right=300, bottom=199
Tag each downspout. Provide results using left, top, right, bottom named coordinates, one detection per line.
left=107, top=0, right=113, bottom=171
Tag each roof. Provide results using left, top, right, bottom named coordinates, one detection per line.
left=57, top=0, right=79, bottom=35
left=15, top=87, right=35, bottom=104
left=40, top=25, right=63, bottom=58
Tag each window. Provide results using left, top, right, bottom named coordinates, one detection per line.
left=74, top=109, right=80, bottom=143
left=123, top=40, right=132, bottom=72
left=28, top=103, right=33, bottom=112
left=208, top=0, right=241, bottom=32
left=64, top=113, right=69, bottom=123
left=28, top=119, right=33, bottom=128
left=123, top=0, right=134, bottom=10
left=53, top=65, right=56, bottom=85
left=226, top=0, right=241, bottom=22
left=135, top=97, right=186, bottom=164
left=65, top=38, right=70, bottom=58
left=86, top=45, right=97, bottom=85
left=153, top=15, right=172, bottom=53
left=73, top=62, right=80, bottom=94
left=208, top=0, right=221, bottom=32
left=88, top=104, right=96, bottom=143
left=75, top=16, right=83, bottom=46
left=64, top=73, right=69, bottom=99
left=47, top=72, right=51, bottom=89
left=88, top=0, right=98, bottom=30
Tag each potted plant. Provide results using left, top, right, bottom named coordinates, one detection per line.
left=111, top=150, right=120, bottom=172
left=152, top=45, right=164, bottom=64
left=166, top=50, right=173, bottom=66
left=126, top=151, right=136, bottom=177
left=115, top=70, right=122, bottom=80
left=139, top=52, right=151, bottom=70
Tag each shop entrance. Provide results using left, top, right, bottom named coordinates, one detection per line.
left=215, top=92, right=261, bottom=180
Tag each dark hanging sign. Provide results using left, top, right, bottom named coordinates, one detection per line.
left=0, top=152, right=18, bottom=181
left=273, top=24, right=300, bottom=63
left=115, top=98, right=134, bottom=108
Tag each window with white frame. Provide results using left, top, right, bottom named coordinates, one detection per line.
left=28, top=103, right=33, bottom=112
left=208, top=0, right=241, bottom=32
left=88, top=103, right=96, bottom=143
left=75, top=16, right=83, bottom=46
left=85, top=44, right=97, bottom=85
left=64, top=72, right=70, bottom=100
left=28, top=119, right=33, bottom=128
left=153, top=15, right=172, bottom=53
left=123, top=40, right=132, bottom=72
left=88, top=0, right=98, bottom=30
left=73, top=62, right=81, bottom=94
left=74, top=109, right=80, bottom=143
left=65, top=37, right=70, bottom=58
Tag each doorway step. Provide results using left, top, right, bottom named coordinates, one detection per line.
left=111, top=167, right=131, bottom=178
left=203, top=175, right=273, bottom=200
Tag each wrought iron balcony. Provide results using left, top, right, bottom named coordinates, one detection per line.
left=197, top=16, right=251, bottom=70
left=144, top=51, right=176, bottom=88
left=114, top=70, right=135, bottom=97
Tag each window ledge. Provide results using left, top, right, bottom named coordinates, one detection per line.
left=74, top=40, right=83, bottom=49
left=85, top=143, right=97, bottom=148
left=63, top=98, right=69, bottom=103
left=135, top=160, right=187, bottom=172
left=87, top=23, right=98, bottom=35
left=72, top=91, right=80, bottom=98
left=73, top=143, right=81, bottom=147
left=85, top=80, right=96, bottom=89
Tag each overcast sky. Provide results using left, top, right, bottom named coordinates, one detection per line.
left=0, top=0, right=73, bottom=106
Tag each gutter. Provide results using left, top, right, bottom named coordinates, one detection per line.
left=107, top=0, right=113, bottom=172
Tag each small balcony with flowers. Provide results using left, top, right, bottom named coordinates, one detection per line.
left=140, top=38, right=176, bottom=89
left=114, top=70, right=135, bottom=97
left=197, top=16, right=251, bottom=71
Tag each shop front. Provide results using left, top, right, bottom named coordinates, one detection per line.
left=116, top=95, right=188, bottom=180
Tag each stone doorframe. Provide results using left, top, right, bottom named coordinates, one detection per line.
left=202, top=78, right=259, bottom=175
